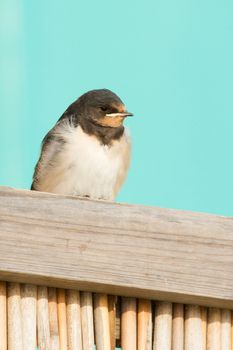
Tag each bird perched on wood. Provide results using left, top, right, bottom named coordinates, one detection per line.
left=31, top=89, right=133, bottom=200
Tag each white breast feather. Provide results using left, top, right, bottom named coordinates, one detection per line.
left=36, top=123, right=131, bottom=200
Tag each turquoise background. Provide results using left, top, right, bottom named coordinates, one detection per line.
left=1, top=0, right=232, bottom=216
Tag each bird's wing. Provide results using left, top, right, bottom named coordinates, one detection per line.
left=31, top=113, right=78, bottom=193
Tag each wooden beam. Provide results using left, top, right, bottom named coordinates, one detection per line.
left=0, top=187, right=233, bottom=309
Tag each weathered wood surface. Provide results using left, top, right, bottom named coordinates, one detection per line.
left=0, top=187, right=233, bottom=308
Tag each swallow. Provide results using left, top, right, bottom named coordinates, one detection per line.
left=31, top=89, right=133, bottom=200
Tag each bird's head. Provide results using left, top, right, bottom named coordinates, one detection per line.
left=77, top=89, right=133, bottom=128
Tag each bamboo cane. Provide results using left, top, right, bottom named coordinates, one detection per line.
left=221, top=309, right=231, bottom=350
left=48, top=287, right=59, bottom=350
left=0, top=282, right=7, bottom=350
left=80, top=292, right=94, bottom=350
left=94, top=293, right=111, bottom=350
left=115, top=296, right=121, bottom=347
left=185, top=305, right=203, bottom=350
left=231, top=311, right=233, bottom=350
left=8, top=282, right=23, bottom=350
left=138, top=299, right=152, bottom=350
left=207, top=307, right=221, bottom=350
left=57, top=288, right=68, bottom=350
left=200, top=307, right=207, bottom=350
left=37, top=286, right=50, bottom=350
left=108, top=295, right=117, bottom=350
left=67, top=289, right=82, bottom=350
left=172, top=303, right=184, bottom=350
left=153, top=301, right=172, bottom=350
left=121, top=297, right=137, bottom=350
left=21, top=284, right=37, bottom=350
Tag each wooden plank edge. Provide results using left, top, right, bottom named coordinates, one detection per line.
left=0, top=270, right=233, bottom=310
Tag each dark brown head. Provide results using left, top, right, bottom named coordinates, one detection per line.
left=58, top=89, right=133, bottom=145
left=74, top=89, right=133, bottom=128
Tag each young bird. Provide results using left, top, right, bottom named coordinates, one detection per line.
left=31, top=89, right=133, bottom=200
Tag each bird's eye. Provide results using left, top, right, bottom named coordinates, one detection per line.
left=100, top=106, right=108, bottom=112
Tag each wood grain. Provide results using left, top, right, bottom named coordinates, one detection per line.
left=0, top=282, right=7, bottom=350
left=0, top=187, right=233, bottom=308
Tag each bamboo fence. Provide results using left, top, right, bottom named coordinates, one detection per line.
left=1, top=283, right=233, bottom=349
left=0, top=187, right=232, bottom=349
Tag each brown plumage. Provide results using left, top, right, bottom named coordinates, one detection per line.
left=31, top=89, right=133, bottom=200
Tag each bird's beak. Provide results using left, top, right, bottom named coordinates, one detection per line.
left=106, top=111, right=134, bottom=118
